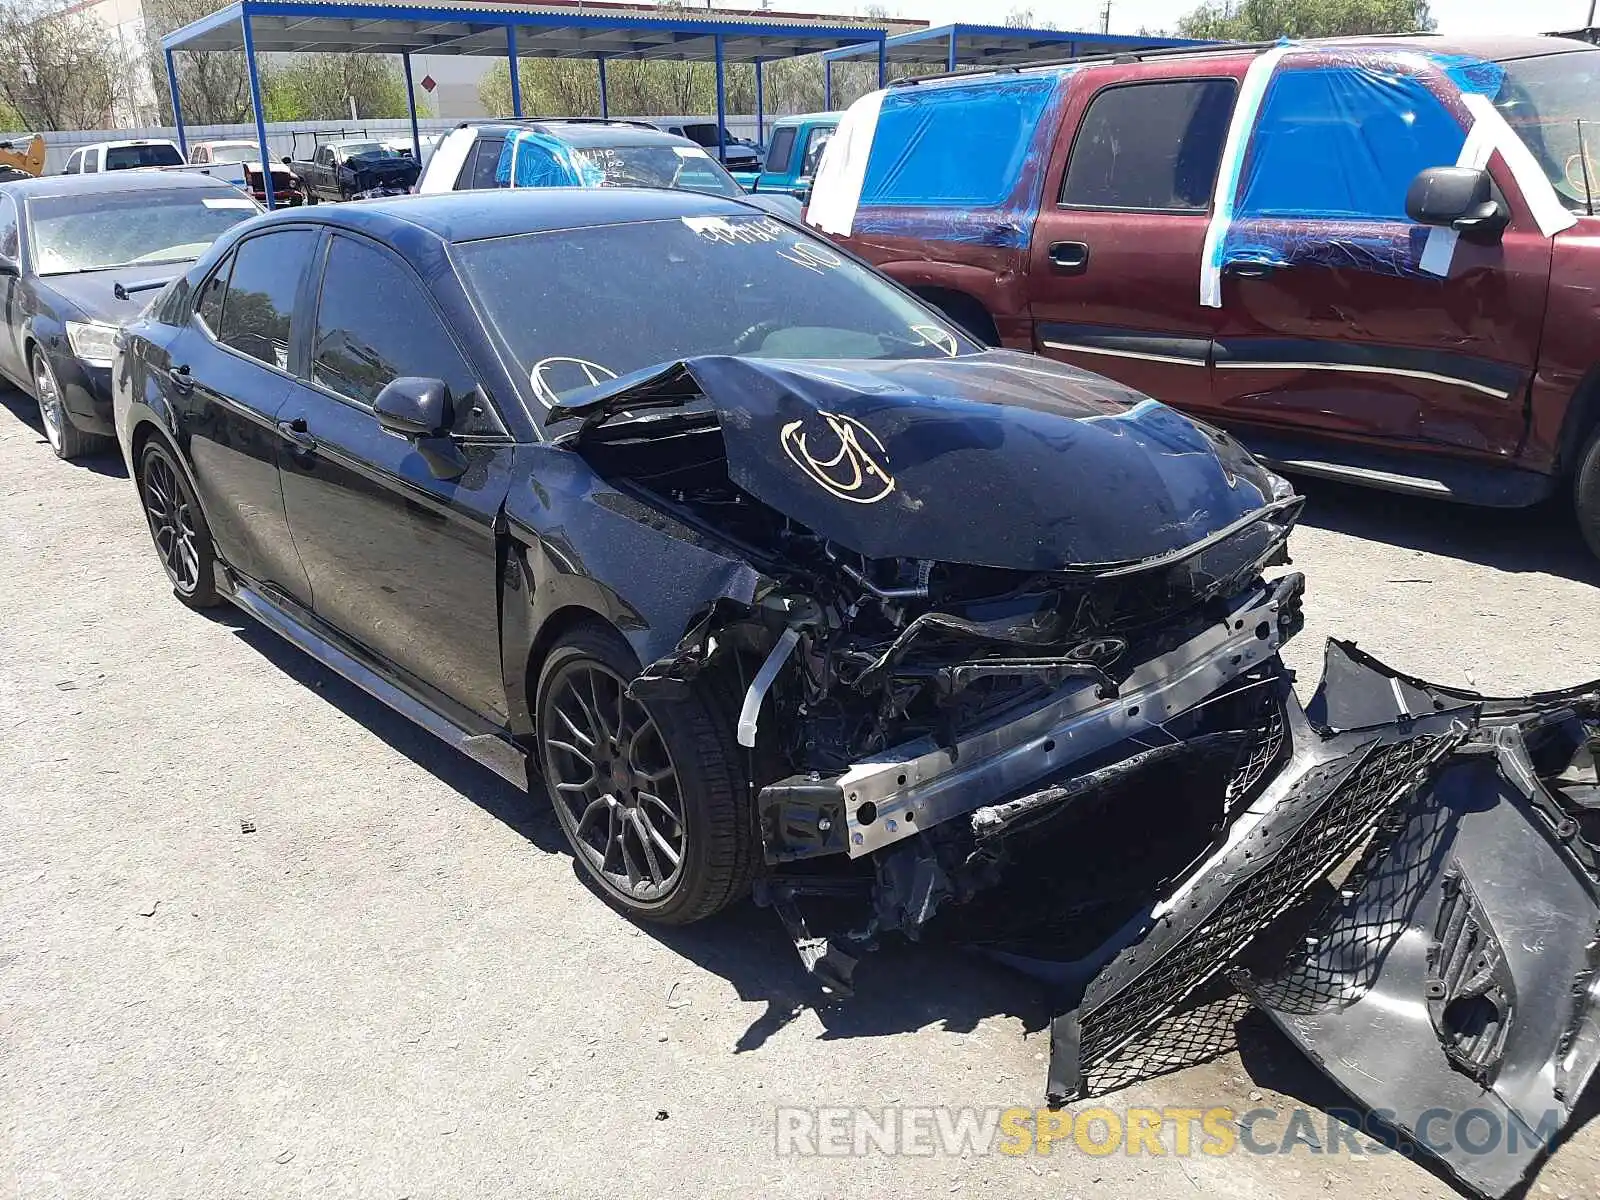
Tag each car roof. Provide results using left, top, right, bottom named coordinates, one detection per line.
left=1, top=170, right=239, bottom=199
left=277, top=186, right=761, bottom=244
left=464, top=121, right=698, bottom=150
left=769, top=112, right=843, bottom=128
left=908, top=31, right=1594, bottom=90
left=77, top=139, right=180, bottom=150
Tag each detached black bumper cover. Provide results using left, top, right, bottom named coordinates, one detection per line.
left=1037, top=641, right=1600, bottom=1200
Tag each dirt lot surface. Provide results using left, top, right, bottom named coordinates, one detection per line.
left=3, top=386, right=1599, bottom=1200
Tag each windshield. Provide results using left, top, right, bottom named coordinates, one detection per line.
left=207, top=145, right=258, bottom=164
left=575, top=145, right=743, bottom=197
left=456, top=213, right=976, bottom=414
left=1494, top=51, right=1600, bottom=211
left=27, top=189, right=258, bottom=275
left=105, top=144, right=183, bottom=170
left=337, top=142, right=386, bottom=158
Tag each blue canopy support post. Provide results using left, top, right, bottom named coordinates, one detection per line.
left=241, top=12, right=275, bottom=209
left=402, top=51, right=421, bottom=160
left=823, top=58, right=832, bottom=109
left=597, top=57, right=608, bottom=118
left=754, top=58, right=764, bottom=146
left=165, top=47, right=187, bottom=160
left=506, top=26, right=522, bottom=117
left=947, top=30, right=957, bottom=72
left=877, top=37, right=886, bottom=86
left=714, top=35, right=726, bottom=165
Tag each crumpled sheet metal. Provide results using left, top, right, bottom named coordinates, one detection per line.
left=1025, top=642, right=1600, bottom=1199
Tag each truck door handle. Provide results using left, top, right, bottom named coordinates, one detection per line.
left=1227, top=260, right=1277, bottom=279
left=167, top=364, right=194, bottom=393
left=1049, top=241, right=1090, bottom=274
left=276, top=417, right=316, bottom=451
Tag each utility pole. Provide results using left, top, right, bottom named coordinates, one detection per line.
left=1100, top=1, right=1112, bottom=34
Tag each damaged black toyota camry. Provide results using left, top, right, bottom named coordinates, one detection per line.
left=112, top=190, right=1600, bottom=1198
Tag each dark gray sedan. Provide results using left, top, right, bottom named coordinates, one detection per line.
left=0, top=170, right=258, bottom=460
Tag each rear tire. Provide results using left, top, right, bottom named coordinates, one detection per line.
left=535, top=622, right=755, bottom=925
left=31, top=348, right=111, bottom=461
left=137, top=441, right=222, bottom=609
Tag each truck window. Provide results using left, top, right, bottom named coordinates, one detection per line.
left=1232, top=66, right=1461, bottom=221
left=764, top=127, right=796, bottom=174
left=862, top=74, right=1062, bottom=207
left=1061, top=79, right=1237, bottom=212
left=800, top=127, right=834, bottom=177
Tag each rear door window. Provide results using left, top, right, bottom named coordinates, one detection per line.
left=309, top=234, right=498, bottom=434
left=105, top=144, right=183, bottom=170
left=215, top=228, right=317, bottom=370
left=764, top=127, right=796, bottom=173
left=195, top=251, right=234, bottom=335
left=1061, top=79, right=1238, bottom=211
left=460, top=136, right=506, bottom=190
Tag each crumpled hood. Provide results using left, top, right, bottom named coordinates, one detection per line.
left=586, top=350, right=1282, bottom=571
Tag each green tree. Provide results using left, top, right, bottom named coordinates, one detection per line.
left=264, top=53, right=410, bottom=121
left=1177, top=0, right=1435, bottom=39
left=0, top=0, right=119, bottom=130
left=143, top=0, right=254, bottom=124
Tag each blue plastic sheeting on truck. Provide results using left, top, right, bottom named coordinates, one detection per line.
left=1201, top=46, right=1565, bottom=303
left=850, top=69, right=1074, bottom=249
left=495, top=129, right=604, bottom=189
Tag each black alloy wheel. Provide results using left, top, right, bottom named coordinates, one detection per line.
left=138, top=441, right=221, bottom=608
left=536, top=624, right=754, bottom=924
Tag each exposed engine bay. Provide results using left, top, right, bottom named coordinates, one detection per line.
left=548, top=353, right=1600, bottom=1199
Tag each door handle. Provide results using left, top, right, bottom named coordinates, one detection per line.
left=1048, top=241, right=1090, bottom=274
left=276, top=416, right=317, bottom=452
left=167, top=364, right=194, bottom=393
left=1227, top=260, right=1277, bottom=279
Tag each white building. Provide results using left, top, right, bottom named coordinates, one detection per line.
left=69, top=0, right=163, bottom=127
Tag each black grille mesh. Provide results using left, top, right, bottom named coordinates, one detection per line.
left=1078, top=731, right=1458, bottom=1096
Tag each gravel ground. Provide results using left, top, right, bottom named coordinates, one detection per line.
left=3, top=385, right=1599, bottom=1200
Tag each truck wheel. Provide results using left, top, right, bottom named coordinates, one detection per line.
left=1574, top=426, right=1600, bottom=560
left=535, top=622, right=756, bottom=926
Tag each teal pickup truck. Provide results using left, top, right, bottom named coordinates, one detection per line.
left=731, top=111, right=840, bottom=197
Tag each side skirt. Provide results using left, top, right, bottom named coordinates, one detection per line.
left=227, top=577, right=530, bottom=790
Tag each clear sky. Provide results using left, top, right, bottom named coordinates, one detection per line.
left=754, top=0, right=1597, bottom=36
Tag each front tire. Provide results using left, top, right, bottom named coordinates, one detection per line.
left=32, top=348, right=111, bottom=461
left=137, top=441, right=222, bottom=609
left=535, top=623, right=755, bottom=925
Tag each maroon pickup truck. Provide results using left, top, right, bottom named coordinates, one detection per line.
left=811, top=35, right=1600, bottom=553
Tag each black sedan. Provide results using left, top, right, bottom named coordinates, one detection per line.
left=0, top=171, right=259, bottom=460
left=113, top=188, right=1297, bottom=929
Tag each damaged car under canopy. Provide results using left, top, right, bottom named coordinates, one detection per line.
left=112, top=192, right=1598, bottom=1200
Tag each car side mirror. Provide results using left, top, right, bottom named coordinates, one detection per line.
left=374, top=376, right=465, bottom=479
left=1406, top=166, right=1508, bottom=243
left=0, top=257, right=17, bottom=277
left=280, top=155, right=292, bottom=165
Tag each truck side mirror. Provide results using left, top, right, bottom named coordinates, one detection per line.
left=1406, top=166, right=1508, bottom=243
left=280, top=155, right=292, bottom=165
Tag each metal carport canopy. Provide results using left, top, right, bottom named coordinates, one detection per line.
left=161, top=0, right=891, bottom=207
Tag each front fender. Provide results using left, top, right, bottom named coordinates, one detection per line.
left=498, top=442, right=765, bottom=735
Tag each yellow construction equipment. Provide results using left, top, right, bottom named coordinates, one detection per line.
left=0, top=134, right=46, bottom=178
